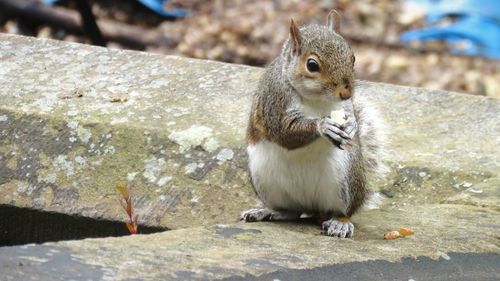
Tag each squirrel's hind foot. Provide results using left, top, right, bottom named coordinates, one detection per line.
left=322, top=217, right=354, bottom=238
left=240, top=208, right=300, bottom=222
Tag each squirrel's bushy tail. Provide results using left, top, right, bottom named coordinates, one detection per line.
left=351, top=95, right=389, bottom=183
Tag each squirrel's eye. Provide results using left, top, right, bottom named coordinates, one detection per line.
left=306, top=58, right=320, bottom=72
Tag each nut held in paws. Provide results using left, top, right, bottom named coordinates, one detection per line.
left=330, top=109, right=346, bottom=126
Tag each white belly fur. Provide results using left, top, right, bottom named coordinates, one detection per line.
left=247, top=138, right=350, bottom=214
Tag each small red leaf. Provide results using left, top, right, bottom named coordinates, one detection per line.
left=126, top=222, right=137, bottom=234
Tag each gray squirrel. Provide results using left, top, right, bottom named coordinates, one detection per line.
left=241, top=10, right=387, bottom=238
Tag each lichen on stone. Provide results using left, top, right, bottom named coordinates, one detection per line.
left=168, top=125, right=219, bottom=153
left=143, top=156, right=167, bottom=185
left=184, top=162, right=198, bottom=175
left=216, top=148, right=234, bottom=162
left=76, top=126, right=92, bottom=144
left=53, top=155, right=74, bottom=177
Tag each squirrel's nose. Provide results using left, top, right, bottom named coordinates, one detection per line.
left=337, top=86, right=352, bottom=100
left=337, top=79, right=353, bottom=100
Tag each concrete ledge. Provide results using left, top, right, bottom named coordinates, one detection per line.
left=0, top=34, right=499, bottom=280
left=1, top=33, right=499, bottom=226
left=0, top=216, right=499, bottom=280
left=0, top=34, right=260, bottom=228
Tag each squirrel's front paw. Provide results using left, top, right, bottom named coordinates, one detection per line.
left=342, top=115, right=358, bottom=139
left=322, top=217, right=354, bottom=238
left=318, top=117, right=351, bottom=149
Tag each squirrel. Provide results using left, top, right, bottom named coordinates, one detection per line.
left=240, top=10, right=387, bottom=238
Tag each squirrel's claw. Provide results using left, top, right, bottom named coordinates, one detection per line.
left=240, top=208, right=300, bottom=222
left=318, top=117, right=351, bottom=148
left=322, top=218, right=354, bottom=238
left=240, top=208, right=272, bottom=222
left=342, top=116, right=358, bottom=138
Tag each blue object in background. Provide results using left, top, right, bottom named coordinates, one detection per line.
left=400, top=0, right=500, bottom=59
left=43, top=0, right=187, bottom=18
left=135, top=0, right=187, bottom=18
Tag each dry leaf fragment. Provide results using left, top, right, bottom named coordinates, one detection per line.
left=58, top=89, right=83, bottom=100
left=384, top=230, right=402, bottom=240
left=58, top=94, right=73, bottom=100
left=110, top=95, right=128, bottom=102
left=74, top=89, right=83, bottom=97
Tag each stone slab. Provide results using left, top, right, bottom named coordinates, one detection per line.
left=0, top=213, right=498, bottom=280
left=0, top=33, right=499, bottom=281
left=226, top=252, right=500, bottom=281
left=1, top=34, right=498, bottom=230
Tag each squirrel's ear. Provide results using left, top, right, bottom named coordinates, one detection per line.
left=326, top=9, right=341, bottom=33
left=289, top=18, right=302, bottom=55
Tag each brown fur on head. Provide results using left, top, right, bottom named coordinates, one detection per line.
left=282, top=10, right=355, bottom=102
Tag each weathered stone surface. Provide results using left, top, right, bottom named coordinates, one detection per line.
left=0, top=208, right=499, bottom=281
left=0, top=34, right=499, bottom=280
left=0, top=34, right=258, bottom=228
left=1, top=34, right=498, bottom=232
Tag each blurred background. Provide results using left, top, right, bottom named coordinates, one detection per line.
left=0, top=0, right=498, bottom=97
